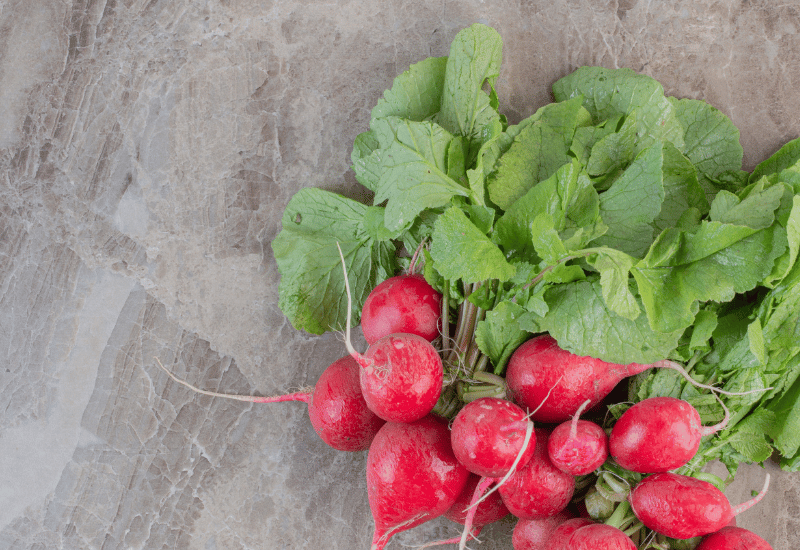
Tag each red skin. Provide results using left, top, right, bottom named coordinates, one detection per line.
left=358, top=333, right=443, bottom=423
left=444, top=474, right=510, bottom=527
left=511, top=511, right=573, bottom=550
left=696, top=526, right=773, bottom=550
left=505, top=335, right=651, bottom=423
left=609, top=397, right=706, bottom=473
left=360, top=274, right=442, bottom=344
left=567, top=524, right=637, bottom=550
left=367, top=416, right=470, bottom=550
left=629, top=473, right=733, bottom=539
left=308, top=355, right=386, bottom=451
left=547, top=518, right=595, bottom=550
left=451, top=397, right=536, bottom=478
left=498, top=428, right=576, bottom=519
left=548, top=418, right=609, bottom=475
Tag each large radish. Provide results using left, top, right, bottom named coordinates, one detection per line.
left=506, top=334, right=745, bottom=423
left=609, top=396, right=728, bottom=473
left=367, top=416, right=470, bottom=550
left=628, top=472, right=771, bottom=539
left=360, top=273, right=442, bottom=344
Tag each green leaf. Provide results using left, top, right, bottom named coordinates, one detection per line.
left=750, top=136, right=800, bottom=183
left=540, top=279, right=683, bottom=364
left=655, top=141, right=709, bottom=230
left=586, top=248, right=640, bottom=320
left=272, top=188, right=396, bottom=335
left=748, top=318, right=768, bottom=366
left=371, top=56, right=448, bottom=121
left=689, top=308, right=719, bottom=351
left=552, top=66, right=685, bottom=151
left=594, top=143, right=666, bottom=257
left=669, top=97, right=744, bottom=203
left=437, top=24, right=503, bottom=152
left=351, top=130, right=382, bottom=192
left=371, top=117, right=470, bottom=231
left=430, top=206, right=516, bottom=283
left=474, top=301, right=531, bottom=374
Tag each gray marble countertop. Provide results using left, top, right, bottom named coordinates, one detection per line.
left=1, top=1, right=798, bottom=549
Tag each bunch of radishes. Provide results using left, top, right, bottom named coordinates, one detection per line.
left=156, top=269, right=773, bottom=550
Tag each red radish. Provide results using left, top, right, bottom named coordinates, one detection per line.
left=498, top=428, right=576, bottom=519
left=444, top=474, right=510, bottom=528
left=696, top=526, right=773, bottom=550
left=609, top=396, right=728, bottom=473
left=366, top=415, right=470, bottom=550
left=154, top=356, right=384, bottom=452
left=360, top=273, right=442, bottom=344
left=339, top=246, right=444, bottom=423
left=548, top=399, right=609, bottom=475
left=565, top=523, right=636, bottom=550
left=450, top=397, right=536, bottom=477
left=628, top=472, right=771, bottom=539
left=511, top=511, right=573, bottom=550
left=546, top=518, right=595, bottom=550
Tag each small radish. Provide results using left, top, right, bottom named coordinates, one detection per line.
left=628, top=472, right=771, bottom=539
left=546, top=518, right=595, bottom=550
left=505, top=335, right=750, bottom=423
left=450, top=397, right=536, bottom=478
left=696, top=526, right=773, bottom=550
left=339, top=245, right=444, bottom=423
left=563, top=523, right=636, bottom=550
left=609, top=396, right=728, bottom=473
left=548, top=399, right=609, bottom=475
left=367, top=415, right=470, bottom=550
left=498, top=428, right=576, bottom=519
left=154, top=355, right=385, bottom=452
left=360, top=273, right=442, bottom=344
left=511, top=511, right=573, bottom=550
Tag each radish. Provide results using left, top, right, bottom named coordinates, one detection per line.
left=154, top=356, right=384, bottom=452
left=360, top=273, right=442, bottom=344
left=505, top=334, right=749, bottom=423
left=511, top=511, right=573, bottom=550
left=497, top=428, right=576, bottom=519
left=339, top=245, right=444, bottom=423
left=450, top=397, right=536, bottom=478
left=628, top=472, right=771, bottom=539
left=366, top=415, right=470, bottom=550
left=444, top=474, right=510, bottom=529
left=696, top=526, right=773, bottom=550
left=564, top=523, right=637, bottom=550
left=548, top=399, right=609, bottom=475
left=546, top=517, right=595, bottom=550
left=609, top=396, right=728, bottom=473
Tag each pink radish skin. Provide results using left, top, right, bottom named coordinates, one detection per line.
left=696, top=526, right=773, bottom=550
left=498, top=428, right=576, bottom=519
left=155, top=356, right=384, bottom=452
left=356, top=333, right=443, bottom=422
left=610, top=396, right=727, bottom=473
left=628, top=472, right=771, bottom=539
left=450, top=397, right=536, bottom=478
left=547, top=518, right=595, bottom=550
left=360, top=274, right=442, bottom=344
left=505, top=335, right=655, bottom=422
left=548, top=399, right=609, bottom=475
left=367, top=415, right=470, bottom=550
left=511, top=511, right=573, bottom=550
left=566, top=523, right=637, bottom=550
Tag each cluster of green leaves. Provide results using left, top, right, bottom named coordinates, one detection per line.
left=272, top=23, right=800, bottom=469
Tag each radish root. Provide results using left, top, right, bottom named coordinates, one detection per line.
left=154, top=358, right=311, bottom=403
left=653, top=360, right=773, bottom=397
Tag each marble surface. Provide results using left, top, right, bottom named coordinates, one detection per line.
left=1, top=1, right=799, bottom=548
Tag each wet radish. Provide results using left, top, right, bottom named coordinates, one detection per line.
left=366, top=416, right=470, bottom=550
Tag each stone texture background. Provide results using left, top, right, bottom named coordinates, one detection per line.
left=1, top=1, right=798, bottom=549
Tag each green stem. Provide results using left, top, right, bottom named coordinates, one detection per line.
left=604, top=501, right=631, bottom=530
left=441, top=279, right=450, bottom=357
